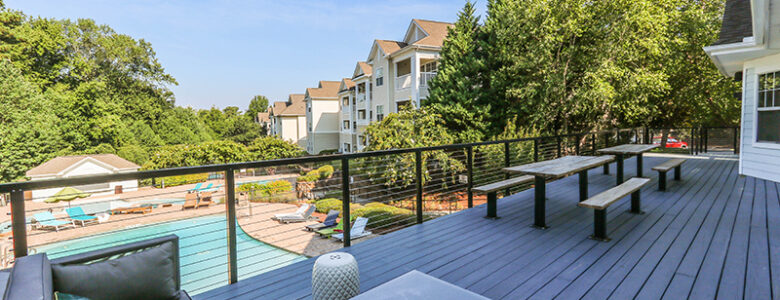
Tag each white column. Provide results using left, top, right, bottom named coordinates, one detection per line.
left=411, top=52, right=420, bottom=108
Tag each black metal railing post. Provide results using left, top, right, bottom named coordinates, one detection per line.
left=556, top=136, right=562, bottom=158
left=575, top=135, right=581, bottom=155
left=733, top=126, right=739, bottom=154
left=705, top=127, right=709, bottom=153
left=591, top=134, right=596, bottom=154
left=341, top=158, right=351, bottom=247
left=415, top=150, right=424, bottom=224
left=503, top=142, right=511, bottom=196
left=643, top=126, right=649, bottom=144
left=11, top=190, right=27, bottom=258
left=467, top=146, right=474, bottom=208
left=224, top=169, right=238, bottom=284
left=533, top=138, right=539, bottom=162
left=691, top=128, right=696, bottom=155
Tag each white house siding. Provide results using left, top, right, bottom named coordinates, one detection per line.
left=31, top=160, right=138, bottom=201
left=740, top=53, right=780, bottom=183
left=307, top=98, right=341, bottom=154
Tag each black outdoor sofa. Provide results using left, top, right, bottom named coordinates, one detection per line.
left=2, top=234, right=190, bottom=300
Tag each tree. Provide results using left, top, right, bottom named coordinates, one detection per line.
left=247, top=136, right=305, bottom=161
left=424, top=1, right=487, bottom=142
left=247, top=95, right=269, bottom=120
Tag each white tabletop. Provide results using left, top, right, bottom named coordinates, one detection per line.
left=503, top=155, right=614, bottom=177
left=596, top=144, right=659, bottom=155
left=351, top=270, right=489, bottom=300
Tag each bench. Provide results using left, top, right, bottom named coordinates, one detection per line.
left=473, top=175, right=534, bottom=218
left=578, top=177, right=650, bottom=241
left=652, top=158, right=686, bottom=191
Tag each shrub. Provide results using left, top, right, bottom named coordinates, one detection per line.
left=352, top=203, right=414, bottom=230
left=266, top=180, right=292, bottom=194
left=297, top=170, right=320, bottom=182
left=317, top=165, right=334, bottom=179
left=158, top=173, right=209, bottom=187
left=239, top=180, right=293, bottom=199
left=314, top=198, right=342, bottom=213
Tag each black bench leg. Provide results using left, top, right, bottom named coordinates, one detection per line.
left=629, top=190, right=644, bottom=214
left=591, top=209, right=610, bottom=241
left=616, top=154, right=624, bottom=185
left=636, top=153, right=643, bottom=178
left=674, top=166, right=681, bottom=181
left=579, top=170, right=588, bottom=202
left=533, top=175, right=548, bottom=229
left=659, top=171, right=667, bottom=191
left=603, top=163, right=609, bottom=175
left=485, top=192, right=499, bottom=219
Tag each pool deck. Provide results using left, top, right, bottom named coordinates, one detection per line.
left=197, top=154, right=780, bottom=300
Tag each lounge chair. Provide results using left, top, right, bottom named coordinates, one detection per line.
left=201, top=184, right=221, bottom=193
left=182, top=193, right=198, bottom=210
left=65, top=206, right=98, bottom=226
left=111, top=206, right=153, bottom=215
left=199, top=192, right=213, bottom=207
left=32, top=212, right=75, bottom=231
left=316, top=216, right=351, bottom=238
left=333, top=217, right=371, bottom=241
left=187, top=183, right=203, bottom=193
left=276, top=205, right=316, bottom=224
left=305, top=210, right=340, bottom=231
left=273, top=204, right=309, bottom=220
left=197, top=183, right=213, bottom=192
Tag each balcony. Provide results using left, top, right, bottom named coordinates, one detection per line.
left=2, top=127, right=768, bottom=300
left=395, top=74, right=411, bottom=90
left=420, top=71, right=436, bottom=87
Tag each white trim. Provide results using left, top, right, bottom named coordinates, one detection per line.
left=753, top=68, right=780, bottom=147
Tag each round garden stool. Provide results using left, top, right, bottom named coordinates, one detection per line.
left=312, top=252, right=360, bottom=300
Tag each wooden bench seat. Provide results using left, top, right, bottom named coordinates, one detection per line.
left=578, top=177, right=650, bottom=241
left=652, top=158, right=686, bottom=191
left=473, top=175, right=534, bottom=218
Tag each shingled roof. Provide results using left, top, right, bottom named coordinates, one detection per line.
left=711, top=0, right=753, bottom=46
left=306, top=81, right=341, bottom=99
left=411, top=19, right=454, bottom=47
left=27, top=154, right=139, bottom=177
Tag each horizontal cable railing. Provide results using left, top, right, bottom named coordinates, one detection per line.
left=0, top=125, right=738, bottom=295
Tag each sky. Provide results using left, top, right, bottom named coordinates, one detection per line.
left=6, top=0, right=486, bottom=110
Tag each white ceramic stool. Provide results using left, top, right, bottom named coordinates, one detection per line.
left=312, top=252, right=360, bottom=300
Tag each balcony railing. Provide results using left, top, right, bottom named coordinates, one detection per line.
left=0, top=125, right=736, bottom=295
left=395, top=74, right=411, bottom=90
left=420, top=72, right=436, bottom=87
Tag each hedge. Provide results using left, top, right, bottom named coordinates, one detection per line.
left=316, top=165, right=334, bottom=179
left=297, top=169, right=321, bottom=182
left=158, top=173, right=209, bottom=187
left=352, top=203, right=414, bottom=230
left=238, top=180, right=292, bottom=198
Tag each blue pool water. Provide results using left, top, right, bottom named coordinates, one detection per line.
left=37, top=215, right=306, bottom=295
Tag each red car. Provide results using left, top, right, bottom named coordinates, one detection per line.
left=652, top=136, right=689, bottom=148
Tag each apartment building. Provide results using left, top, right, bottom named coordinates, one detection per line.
left=304, top=80, right=341, bottom=154
left=268, top=94, right=307, bottom=148
left=338, top=19, right=452, bottom=153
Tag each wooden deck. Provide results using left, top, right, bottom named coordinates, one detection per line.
left=197, top=154, right=780, bottom=300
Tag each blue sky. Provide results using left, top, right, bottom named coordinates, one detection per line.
left=6, top=0, right=485, bottom=110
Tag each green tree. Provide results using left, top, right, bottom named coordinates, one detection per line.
left=424, top=1, right=487, bottom=142
left=247, top=95, right=269, bottom=119
left=247, top=136, right=305, bottom=161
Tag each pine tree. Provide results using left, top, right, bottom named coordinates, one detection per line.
left=424, top=1, right=487, bottom=142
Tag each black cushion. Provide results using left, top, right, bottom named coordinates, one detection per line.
left=51, top=241, right=178, bottom=300
left=4, top=253, right=54, bottom=300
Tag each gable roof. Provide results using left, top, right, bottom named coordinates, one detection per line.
left=26, top=154, right=140, bottom=177
left=711, top=0, right=753, bottom=46
left=256, top=112, right=270, bottom=123
left=410, top=19, right=453, bottom=47
left=339, top=78, right=355, bottom=92
left=306, top=80, right=341, bottom=99
left=376, top=40, right=408, bottom=56
left=279, top=94, right=305, bottom=116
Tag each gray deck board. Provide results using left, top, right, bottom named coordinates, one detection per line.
left=195, top=155, right=778, bottom=300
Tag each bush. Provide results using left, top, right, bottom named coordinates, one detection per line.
left=314, top=198, right=342, bottom=213
left=266, top=180, right=292, bottom=194
left=297, top=170, right=320, bottom=182
left=239, top=180, right=293, bottom=198
left=316, top=165, right=334, bottom=179
left=352, top=203, right=414, bottom=230
left=158, top=173, right=208, bottom=187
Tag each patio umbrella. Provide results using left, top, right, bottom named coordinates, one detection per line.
left=45, top=187, right=91, bottom=205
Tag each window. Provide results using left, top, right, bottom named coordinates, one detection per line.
left=421, top=61, right=438, bottom=73
left=376, top=68, right=384, bottom=86
left=358, top=110, right=366, bottom=120
left=758, top=71, right=780, bottom=143
left=376, top=105, right=384, bottom=121
left=343, top=120, right=350, bottom=130
left=342, top=97, right=349, bottom=106
left=343, top=143, right=351, bottom=153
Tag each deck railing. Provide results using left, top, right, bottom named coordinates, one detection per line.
left=0, top=125, right=737, bottom=294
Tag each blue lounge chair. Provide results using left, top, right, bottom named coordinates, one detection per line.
left=187, top=183, right=204, bottom=192
left=201, top=184, right=221, bottom=193
left=333, top=217, right=372, bottom=241
left=306, top=210, right=340, bottom=231
left=197, top=183, right=213, bottom=192
left=66, top=207, right=99, bottom=226
left=32, top=212, right=75, bottom=231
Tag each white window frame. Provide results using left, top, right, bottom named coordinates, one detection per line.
left=755, top=69, right=780, bottom=149
left=376, top=67, right=384, bottom=86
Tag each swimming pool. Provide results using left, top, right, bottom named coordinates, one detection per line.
left=36, top=215, right=306, bottom=295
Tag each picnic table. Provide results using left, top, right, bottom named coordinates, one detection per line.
left=504, top=155, right=614, bottom=228
left=596, top=144, right=659, bottom=184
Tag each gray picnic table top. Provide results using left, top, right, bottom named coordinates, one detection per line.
left=503, top=155, right=615, bottom=178
left=596, top=144, right=659, bottom=155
